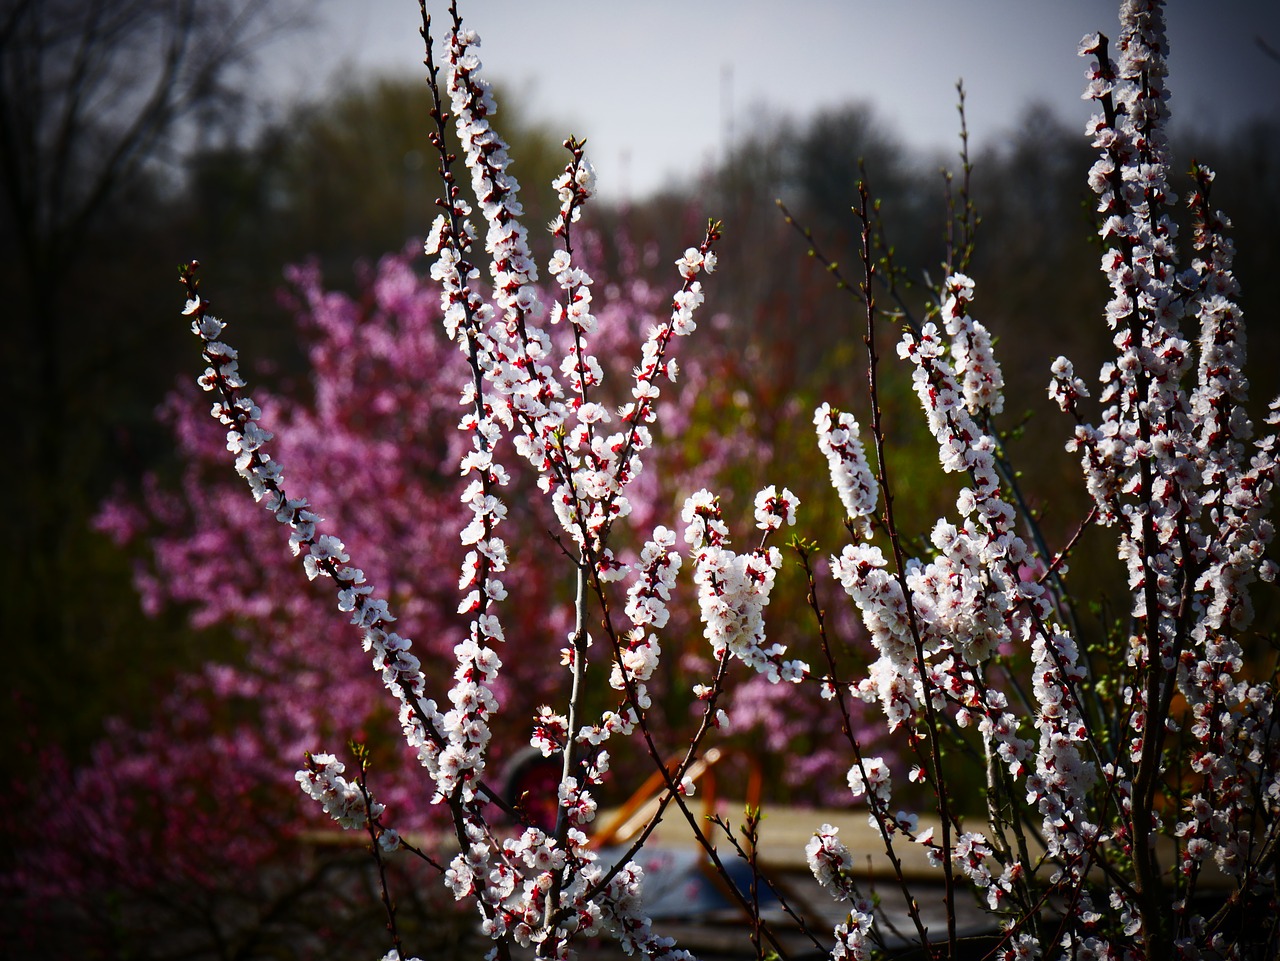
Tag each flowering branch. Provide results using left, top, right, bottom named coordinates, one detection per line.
left=163, top=2, right=1280, bottom=959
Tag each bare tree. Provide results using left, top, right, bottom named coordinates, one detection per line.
left=0, top=0, right=301, bottom=287
left=1, top=0, right=303, bottom=748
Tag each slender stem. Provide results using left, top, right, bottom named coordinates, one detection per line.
left=356, top=749, right=404, bottom=961
left=854, top=181, right=956, bottom=957
left=544, top=558, right=590, bottom=929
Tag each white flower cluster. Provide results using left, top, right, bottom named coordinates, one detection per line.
left=597, top=861, right=696, bottom=961
left=380, top=949, right=424, bottom=961
left=937, top=273, right=1003, bottom=416
left=295, top=753, right=380, bottom=831
left=1047, top=356, right=1090, bottom=415
left=441, top=45, right=717, bottom=570
left=683, top=489, right=809, bottom=684
left=845, top=756, right=892, bottom=803
left=551, top=148, right=596, bottom=231
left=805, top=823, right=856, bottom=900
left=624, top=526, right=681, bottom=631
left=814, top=403, right=879, bottom=536
left=897, top=278, right=1004, bottom=486
left=829, top=909, right=876, bottom=961
left=831, top=544, right=912, bottom=696
left=442, top=820, right=614, bottom=948
left=753, top=484, right=799, bottom=532
left=891, top=275, right=1100, bottom=865
left=432, top=57, right=729, bottom=958
left=606, top=526, right=684, bottom=713
left=805, top=825, right=877, bottom=960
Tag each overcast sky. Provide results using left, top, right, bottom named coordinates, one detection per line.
left=261, top=1, right=1280, bottom=201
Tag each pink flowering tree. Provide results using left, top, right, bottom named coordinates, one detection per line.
left=81, top=0, right=1280, bottom=958
left=89, top=227, right=853, bottom=818
left=15, top=113, right=880, bottom=957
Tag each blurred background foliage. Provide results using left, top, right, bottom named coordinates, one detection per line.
left=4, top=1, right=1279, bottom=954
